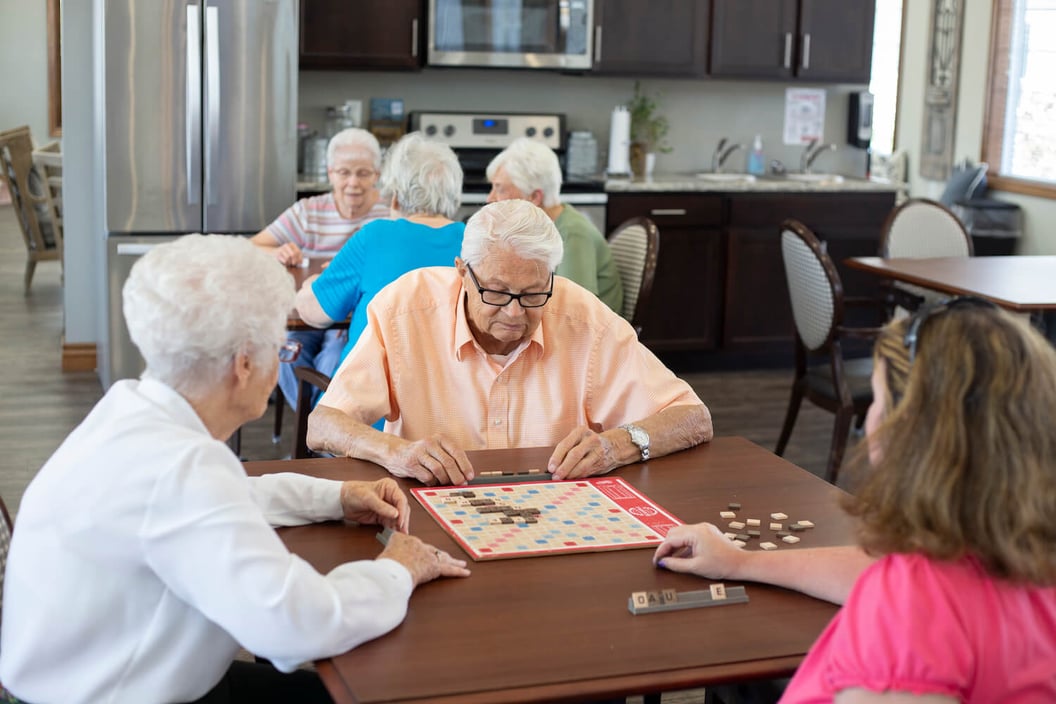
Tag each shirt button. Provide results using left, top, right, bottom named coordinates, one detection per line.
left=493, top=419, right=501, bottom=426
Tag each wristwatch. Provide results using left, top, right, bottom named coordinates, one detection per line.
left=620, top=423, right=650, bottom=462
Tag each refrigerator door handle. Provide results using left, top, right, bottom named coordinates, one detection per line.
left=186, top=4, right=202, bottom=205
left=205, top=4, right=221, bottom=207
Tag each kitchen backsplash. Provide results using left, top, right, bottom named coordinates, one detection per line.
left=299, top=68, right=869, bottom=178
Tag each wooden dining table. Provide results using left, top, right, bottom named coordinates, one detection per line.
left=245, top=437, right=856, bottom=703
left=845, top=255, right=1056, bottom=313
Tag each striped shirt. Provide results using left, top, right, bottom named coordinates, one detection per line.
left=264, top=193, right=390, bottom=258
left=320, top=267, right=702, bottom=449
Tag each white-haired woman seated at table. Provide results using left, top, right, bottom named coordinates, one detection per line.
left=0, top=235, right=469, bottom=704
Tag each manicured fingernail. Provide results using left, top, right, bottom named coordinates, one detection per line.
left=657, top=559, right=667, bottom=570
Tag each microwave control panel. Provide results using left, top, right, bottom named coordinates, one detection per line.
left=409, top=111, right=565, bottom=151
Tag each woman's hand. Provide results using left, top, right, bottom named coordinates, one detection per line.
left=340, top=478, right=409, bottom=533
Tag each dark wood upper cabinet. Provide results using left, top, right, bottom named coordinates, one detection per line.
left=710, top=0, right=798, bottom=79
left=797, top=0, right=876, bottom=82
left=592, top=0, right=709, bottom=77
left=300, top=0, right=424, bottom=70
left=710, top=0, right=875, bottom=83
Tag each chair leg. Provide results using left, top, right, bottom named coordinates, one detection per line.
left=24, top=258, right=36, bottom=296
left=294, top=377, right=313, bottom=460
left=272, top=385, right=285, bottom=444
left=826, top=410, right=854, bottom=484
left=774, top=378, right=806, bottom=457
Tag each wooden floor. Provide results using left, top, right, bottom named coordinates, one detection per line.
left=0, top=202, right=853, bottom=519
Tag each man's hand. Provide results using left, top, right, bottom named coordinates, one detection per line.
left=548, top=426, right=618, bottom=480
left=652, top=523, right=746, bottom=579
left=273, top=242, right=304, bottom=267
left=379, top=531, right=471, bottom=586
left=390, top=435, right=474, bottom=486
left=340, top=478, right=409, bottom=533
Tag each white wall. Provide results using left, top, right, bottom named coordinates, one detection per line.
left=0, top=0, right=51, bottom=141
left=897, top=1, right=1056, bottom=253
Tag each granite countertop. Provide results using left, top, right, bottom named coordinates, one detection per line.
left=605, top=173, right=904, bottom=194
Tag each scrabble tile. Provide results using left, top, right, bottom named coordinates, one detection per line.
left=782, top=535, right=801, bottom=544
left=747, top=529, right=761, bottom=537
left=729, top=521, right=746, bottom=530
left=724, top=532, right=738, bottom=540
left=771, top=512, right=789, bottom=521
left=719, top=511, right=737, bottom=519
left=732, top=539, right=747, bottom=548
left=746, top=518, right=761, bottom=527
left=796, top=520, right=815, bottom=528
left=709, top=583, right=727, bottom=600
left=662, top=588, right=678, bottom=604
left=728, top=502, right=742, bottom=510
left=759, top=541, right=778, bottom=550
left=769, top=522, right=783, bottom=531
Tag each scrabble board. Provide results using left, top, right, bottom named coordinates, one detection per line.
left=412, top=478, right=682, bottom=561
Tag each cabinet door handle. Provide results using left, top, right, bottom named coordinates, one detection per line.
left=783, top=32, right=792, bottom=69
left=650, top=208, right=687, bottom=216
left=411, top=18, right=419, bottom=58
left=594, top=25, right=602, bottom=62
left=801, top=33, right=811, bottom=70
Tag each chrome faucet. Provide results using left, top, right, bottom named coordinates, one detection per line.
left=800, top=139, right=838, bottom=173
left=711, top=138, right=746, bottom=173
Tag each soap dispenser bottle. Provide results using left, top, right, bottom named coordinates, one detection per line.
left=747, top=135, right=766, bottom=175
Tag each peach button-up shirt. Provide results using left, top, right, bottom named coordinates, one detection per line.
left=319, top=267, right=702, bottom=450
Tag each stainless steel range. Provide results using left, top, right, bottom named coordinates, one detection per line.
left=408, top=110, right=607, bottom=233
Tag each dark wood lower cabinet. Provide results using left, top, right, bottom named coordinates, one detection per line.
left=607, top=190, right=896, bottom=366
left=607, top=194, right=724, bottom=351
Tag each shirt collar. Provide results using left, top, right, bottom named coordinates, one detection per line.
left=135, top=376, right=212, bottom=436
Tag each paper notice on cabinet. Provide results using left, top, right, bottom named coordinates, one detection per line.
left=783, top=88, right=826, bottom=145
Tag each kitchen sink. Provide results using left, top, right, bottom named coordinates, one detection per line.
left=785, top=173, right=845, bottom=183
left=695, top=173, right=758, bottom=183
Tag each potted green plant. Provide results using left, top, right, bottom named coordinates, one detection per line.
left=627, top=81, right=671, bottom=177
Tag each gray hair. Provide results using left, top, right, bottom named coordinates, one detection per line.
left=379, top=132, right=463, bottom=219
left=485, top=137, right=563, bottom=208
left=123, top=234, right=295, bottom=398
left=462, top=200, right=564, bottom=271
left=327, top=127, right=382, bottom=170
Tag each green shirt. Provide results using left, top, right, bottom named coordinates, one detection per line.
left=553, top=204, right=624, bottom=315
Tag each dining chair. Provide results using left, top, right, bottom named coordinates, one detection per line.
left=607, top=216, right=659, bottom=338
left=878, top=198, right=973, bottom=313
left=293, top=367, right=332, bottom=459
left=1, top=493, right=13, bottom=635
left=0, top=126, right=64, bottom=294
left=776, top=219, right=882, bottom=485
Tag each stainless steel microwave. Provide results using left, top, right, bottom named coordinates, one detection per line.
left=428, top=0, right=593, bottom=70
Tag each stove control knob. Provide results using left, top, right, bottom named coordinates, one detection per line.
left=444, top=125, right=456, bottom=137
left=425, top=124, right=437, bottom=136
left=525, top=126, right=537, bottom=137
left=543, top=127, right=555, bottom=138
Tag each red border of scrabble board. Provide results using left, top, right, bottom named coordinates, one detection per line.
left=411, top=477, right=683, bottom=561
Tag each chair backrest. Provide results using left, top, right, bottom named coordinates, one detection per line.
left=294, top=367, right=332, bottom=459
left=0, top=126, right=61, bottom=256
left=32, top=140, right=64, bottom=244
left=607, top=216, right=659, bottom=333
left=0, top=494, right=12, bottom=635
left=780, top=219, right=844, bottom=353
left=879, top=198, right=973, bottom=259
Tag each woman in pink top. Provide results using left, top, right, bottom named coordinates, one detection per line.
left=657, top=298, right=1056, bottom=703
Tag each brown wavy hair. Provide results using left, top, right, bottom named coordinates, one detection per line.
left=844, top=303, right=1056, bottom=584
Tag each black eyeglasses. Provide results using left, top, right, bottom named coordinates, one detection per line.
left=278, top=340, right=302, bottom=363
left=903, top=296, right=997, bottom=363
left=465, top=263, right=554, bottom=309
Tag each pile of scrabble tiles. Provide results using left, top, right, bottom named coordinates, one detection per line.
left=718, top=502, right=814, bottom=550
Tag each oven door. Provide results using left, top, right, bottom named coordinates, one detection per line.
left=428, top=0, right=593, bottom=69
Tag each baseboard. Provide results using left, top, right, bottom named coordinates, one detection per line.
left=61, top=340, right=97, bottom=372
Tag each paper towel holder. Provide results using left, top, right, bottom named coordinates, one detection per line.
left=606, top=105, right=632, bottom=179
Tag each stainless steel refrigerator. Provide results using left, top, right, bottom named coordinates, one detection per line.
left=102, top=0, right=297, bottom=387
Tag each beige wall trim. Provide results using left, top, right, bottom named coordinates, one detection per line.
left=62, top=340, right=97, bottom=373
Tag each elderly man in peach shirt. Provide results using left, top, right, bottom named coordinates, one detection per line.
left=308, top=199, right=712, bottom=485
